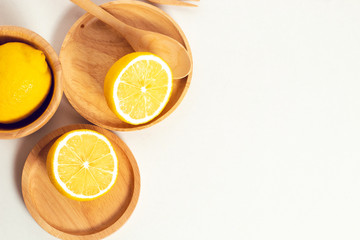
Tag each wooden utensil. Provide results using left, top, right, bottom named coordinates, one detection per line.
left=22, top=124, right=140, bottom=240
left=60, top=1, right=192, bottom=131
left=147, top=0, right=199, bottom=7
left=70, top=0, right=191, bottom=79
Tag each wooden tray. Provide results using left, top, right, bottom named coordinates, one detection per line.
left=60, top=0, right=192, bottom=131
left=22, top=124, right=140, bottom=240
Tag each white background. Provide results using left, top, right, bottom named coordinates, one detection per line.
left=1, top=0, right=360, bottom=239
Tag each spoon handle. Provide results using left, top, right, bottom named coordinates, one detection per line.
left=70, top=0, right=130, bottom=34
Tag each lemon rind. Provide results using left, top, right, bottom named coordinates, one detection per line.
left=48, top=129, right=118, bottom=201
left=111, top=54, right=173, bottom=125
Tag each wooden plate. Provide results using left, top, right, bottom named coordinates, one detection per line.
left=22, top=124, right=140, bottom=240
left=60, top=0, right=192, bottom=131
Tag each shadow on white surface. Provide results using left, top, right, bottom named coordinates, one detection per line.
left=0, top=2, right=24, bottom=26
left=51, top=5, right=84, bottom=53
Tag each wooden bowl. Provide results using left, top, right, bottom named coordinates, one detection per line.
left=22, top=124, right=140, bottom=240
left=0, top=26, right=63, bottom=139
left=60, top=0, right=192, bottom=131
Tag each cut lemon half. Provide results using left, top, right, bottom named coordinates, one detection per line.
left=104, top=52, right=173, bottom=125
left=47, top=129, right=118, bottom=201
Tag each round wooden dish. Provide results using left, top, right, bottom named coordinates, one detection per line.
left=60, top=0, right=192, bottom=131
left=0, top=26, right=63, bottom=139
left=22, top=124, right=140, bottom=240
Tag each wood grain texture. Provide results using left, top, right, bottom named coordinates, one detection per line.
left=60, top=0, right=192, bottom=131
left=147, top=0, right=199, bottom=7
left=70, top=0, right=192, bottom=79
left=0, top=26, right=63, bottom=139
left=22, top=124, right=141, bottom=240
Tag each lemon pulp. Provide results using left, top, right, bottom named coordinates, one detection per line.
left=47, top=129, right=118, bottom=201
left=104, top=52, right=173, bottom=125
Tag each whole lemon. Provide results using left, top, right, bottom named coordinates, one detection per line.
left=0, top=42, right=52, bottom=124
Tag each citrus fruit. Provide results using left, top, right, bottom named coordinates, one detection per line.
left=47, top=129, right=118, bottom=201
left=104, top=52, right=173, bottom=125
left=0, top=42, right=52, bottom=124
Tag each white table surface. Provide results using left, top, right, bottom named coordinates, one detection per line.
left=2, top=0, right=360, bottom=239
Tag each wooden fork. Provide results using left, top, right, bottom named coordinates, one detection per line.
left=147, top=0, right=199, bottom=7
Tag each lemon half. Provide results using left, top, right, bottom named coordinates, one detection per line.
left=104, top=52, right=173, bottom=125
left=47, top=129, right=118, bottom=201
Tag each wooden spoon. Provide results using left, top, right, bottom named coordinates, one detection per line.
left=70, top=0, right=192, bottom=79
left=147, top=0, right=199, bottom=7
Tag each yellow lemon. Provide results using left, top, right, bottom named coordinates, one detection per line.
left=0, top=42, right=52, bottom=124
left=104, top=52, right=173, bottom=125
left=47, top=129, right=118, bottom=201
